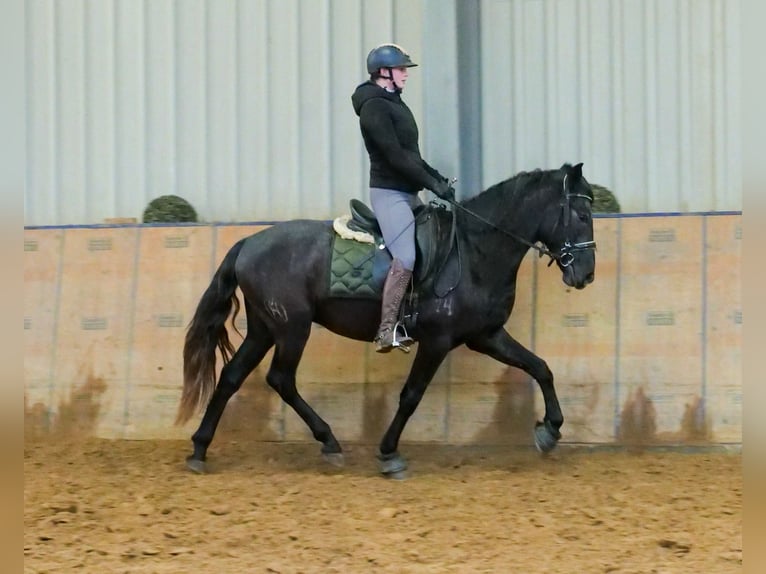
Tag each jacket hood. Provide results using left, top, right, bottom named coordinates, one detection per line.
left=351, top=81, right=398, bottom=116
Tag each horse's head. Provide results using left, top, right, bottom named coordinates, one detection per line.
left=538, top=163, right=596, bottom=290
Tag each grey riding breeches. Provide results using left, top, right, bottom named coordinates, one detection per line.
left=369, top=187, right=423, bottom=271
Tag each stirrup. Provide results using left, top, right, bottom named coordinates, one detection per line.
left=391, top=321, right=415, bottom=353
left=374, top=324, right=414, bottom=354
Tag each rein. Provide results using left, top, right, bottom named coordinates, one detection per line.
left=442, top=174, right=597, bottom=267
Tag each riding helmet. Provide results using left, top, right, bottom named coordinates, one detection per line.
left=366, top=43, right=418, bottom=74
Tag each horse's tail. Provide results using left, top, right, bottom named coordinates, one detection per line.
left=175, top=238, right=247, bottom=426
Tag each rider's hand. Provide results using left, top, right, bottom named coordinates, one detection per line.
left=432, top=179, right=455, bottom=201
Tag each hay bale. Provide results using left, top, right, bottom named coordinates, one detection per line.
left=142, top=195, right=199, bottom=223
left=591, top=184, right=621, bottom=213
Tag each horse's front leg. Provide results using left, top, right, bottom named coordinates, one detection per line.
left=466, top=328, right=563, bottom=452
left=378, top=344, right=449, bottom=478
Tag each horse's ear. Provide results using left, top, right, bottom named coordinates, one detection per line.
left=572, top=162, right=584, bottom=179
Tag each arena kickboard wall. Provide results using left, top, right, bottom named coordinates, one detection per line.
left=23, top=215, right=742, bottom=446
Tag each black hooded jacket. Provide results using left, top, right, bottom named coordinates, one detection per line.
left=351, top=81, right=445, bottom=194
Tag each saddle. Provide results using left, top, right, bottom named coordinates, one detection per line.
left=329, top=198, right=461, bottom=304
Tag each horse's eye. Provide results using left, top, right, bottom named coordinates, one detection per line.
left=578, top=212, right=590, bottom=223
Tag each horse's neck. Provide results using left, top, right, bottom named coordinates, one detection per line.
left=458, top=188, right=548, bottom=288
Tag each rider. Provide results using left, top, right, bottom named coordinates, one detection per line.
left=351, top=43, right=455, bottom=353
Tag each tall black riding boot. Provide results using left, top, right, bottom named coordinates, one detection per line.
left=374, top=258, right=414, bottom=353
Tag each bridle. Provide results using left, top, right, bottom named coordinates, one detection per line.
left=444, top=173, right=597, bottom=268
left=553, top=174, right=597, bottom=267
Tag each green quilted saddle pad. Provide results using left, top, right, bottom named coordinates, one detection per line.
left=329, top=236, right=381, bottom=298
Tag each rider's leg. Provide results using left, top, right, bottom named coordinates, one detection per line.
left=369, top=188, right=420, bottom=352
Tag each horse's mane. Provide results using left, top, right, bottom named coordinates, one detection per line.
left=463, top=167, right=556, bottom=209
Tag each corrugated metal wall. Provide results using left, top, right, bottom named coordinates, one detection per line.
left=479, top=0, right=741, bottom=213
left=24, top=0, right=741, bottom=226
left=25, top=0, right=430, bottom=225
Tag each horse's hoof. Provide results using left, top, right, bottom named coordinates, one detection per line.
left=534, top=420, right=561, bottom=454
left=378, top=451, right=408, bottom=476
left=186, top=456, right=207, bottom=474
left=383, top=469, right=409, bottom=480
left=322, top=452, right=345, bottom=467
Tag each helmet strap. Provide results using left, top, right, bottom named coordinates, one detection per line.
left=374, top=67, right=402, bottom=93
left=384, top=67, right=403, bottom=93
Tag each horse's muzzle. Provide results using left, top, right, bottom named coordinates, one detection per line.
left=579, top=270, right=595, bottom=289
left=563, top=266, right=594, bottom=290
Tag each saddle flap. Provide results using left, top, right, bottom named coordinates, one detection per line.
left=413, top=205, right=456, bottom=285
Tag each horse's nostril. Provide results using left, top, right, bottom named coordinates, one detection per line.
left=587, top=272, right=595, bottom=283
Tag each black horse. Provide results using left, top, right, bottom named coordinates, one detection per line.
left=175, top=162, right=596, bottom=477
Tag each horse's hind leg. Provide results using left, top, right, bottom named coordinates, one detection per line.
left=187, top=320, right=274, bottom=473
left=266, top=324, right=344, bottom=465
